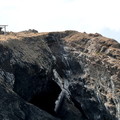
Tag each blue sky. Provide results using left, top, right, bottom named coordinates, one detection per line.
left=0, top=0, right=120, bottom=42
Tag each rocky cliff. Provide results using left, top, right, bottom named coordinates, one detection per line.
left=0, top=30, right=119, bottom=120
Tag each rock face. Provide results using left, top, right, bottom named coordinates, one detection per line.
left=0, top=31, right=119, bottom=120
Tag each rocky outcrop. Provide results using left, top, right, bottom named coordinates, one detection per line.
left=0, top=30, right=119, bottom=120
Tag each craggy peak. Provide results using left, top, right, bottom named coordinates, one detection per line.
left=0, top=30, right=119, bottom=120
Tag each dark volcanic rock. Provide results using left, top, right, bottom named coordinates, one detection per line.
left=0, top=31, right=119, bottom=120
left=69, top=83, right=115, bottom=120
left=0, top=83, right=58, bottom=120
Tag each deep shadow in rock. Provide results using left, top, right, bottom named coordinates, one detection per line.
left=13, top=63, right=61, bottom=117
left=29, top=80, right=61, bottom=116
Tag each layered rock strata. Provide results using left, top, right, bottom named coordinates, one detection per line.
left=0, top=31, right=119, bottom=120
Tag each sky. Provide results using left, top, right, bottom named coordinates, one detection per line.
left=0, top=0, right=120, bottom=42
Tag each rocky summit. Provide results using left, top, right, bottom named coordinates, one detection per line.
left=0, top=30, right=119, bottom=120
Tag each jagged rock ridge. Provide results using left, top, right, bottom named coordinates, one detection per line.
left=0, top=30, right=119, bottom=120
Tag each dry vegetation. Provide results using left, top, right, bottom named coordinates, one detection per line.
left=0, top=32, right=48, bottom=41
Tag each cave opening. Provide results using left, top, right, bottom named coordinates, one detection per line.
left=13, top=64, right=62, bottom=116
left=29, top=80, right=61, bottom=116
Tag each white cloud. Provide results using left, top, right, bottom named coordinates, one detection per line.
left=0, top=0, right=120, bottom=41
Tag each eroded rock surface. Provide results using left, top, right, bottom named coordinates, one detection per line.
left=0, top=31, right=119, bottom=120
